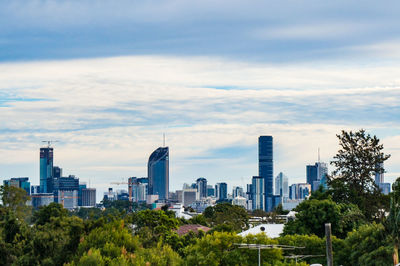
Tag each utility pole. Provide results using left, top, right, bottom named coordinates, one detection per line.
left=325, top=223, right=333, bottom=266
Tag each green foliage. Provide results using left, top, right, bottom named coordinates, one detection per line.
left=188, top=214, right=208, bottom=226
left=184, top=231, right=282, bottom=266
left=203, top=203, right=249, bottom=232
left=127, top=209, right=181, bottom=247
left=32, top=202, right=69, bottom=225
left=337, top=223, right=392, bottom=266
left=274, top=204, right=289, bottom=215
left=0, top=185, right=32, bottom=221
left=329, top=129, right=390, bottom=220
left=20, top=215, right=85, bottom=265
left=278, top=234, right=344, bottom=265
left=384, top=176, right=400, bottom=264
left=283, top=198, right=365, bottom=238
left=252, top=209, right=268, bottom=218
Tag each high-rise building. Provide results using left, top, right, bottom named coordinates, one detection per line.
left=3, top=177, right=31, bottom=195
left=129, top=177, right=148, bottom=202
left=182, top=189, right=197, bottom=206
left=375, top=163, right=391, bottom=195
left=81, top=188, right=96, bottom=207
left=196, top=177, right=208, bottom=199
left=78, top=183, right=87, bottom=206
left=306, top=162, right=328, bottom=191
left=289, top=183, right=311, bottom=200
left=215, top=182, right=228, bottom=200
left=259, top=136, right=273, bottom=211
left=251, top=176, right=264, bottom=210
left=40, top=147, right=54, bottom=193
left=53, top=175, right=79, bottom=209
left=53, top=166, right=62, bottom=178
left=148, top=147, right=169, bottom=200
left=275, top=172, right=289, bottom=198
left=207, top=185, right=215, bottom=197
left=246, top=184, right=253, bottom=200
left=232, top=186, right=244, bottom=198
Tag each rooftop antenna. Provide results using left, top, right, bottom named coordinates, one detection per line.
left=163, top=133, right=166, bottom=147
left=318, top=147, right=320, bottom=163
left=42, top=140, right=59, bottom=148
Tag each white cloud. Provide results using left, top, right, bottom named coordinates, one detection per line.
left=0, top=55, right=399, bottom=198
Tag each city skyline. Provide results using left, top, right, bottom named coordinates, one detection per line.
left=1, top=1, right=400, bottom=200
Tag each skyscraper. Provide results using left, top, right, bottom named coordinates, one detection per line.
left=259, top=136, right=273, bottom=211
left=148, top=147, right=169, bottom=200
left=275, top=172, right=289, bottom=198
left=251, top=176, right=264, bottom=210
left=40, top=147, right=54, bottom=193
left=215, top=182, right=228, bottom=201
left=306, top=162, right=328, bottom=191
left=196, top=177, right=207, bottom=199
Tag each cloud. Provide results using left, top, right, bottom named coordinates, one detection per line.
left=0, top=55, right=399, bottom=201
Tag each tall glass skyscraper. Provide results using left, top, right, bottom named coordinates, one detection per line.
left=251, top=176, right=264, bottom=210
left=258, top=136, right=273, bottom=211
left=196, top=177, right=207, bottom=199
left=306, top=162, right=328, bottom=191
left=148, top=147, right=169, bottom=200
left=40, top=147, right=54, bottom=193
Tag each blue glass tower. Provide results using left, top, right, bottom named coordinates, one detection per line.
left=258, top=136, right=273, bottom=212
left=40, top=147, right=54, bottom=193
left=148, top=147, right=169, bottom=200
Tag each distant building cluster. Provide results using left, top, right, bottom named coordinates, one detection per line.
left=3, top=135, right=391, bottom=213
left=3, top=143, right=96, bottom=209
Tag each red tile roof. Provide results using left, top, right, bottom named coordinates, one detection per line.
left=175, top=224, right=211, bottom=236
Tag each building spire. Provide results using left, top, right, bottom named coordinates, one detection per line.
left=163, top=133, right=166, bottom=147
left=318, top=147, right=320, bottom=163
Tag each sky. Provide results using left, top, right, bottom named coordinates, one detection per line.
left=1, top=1, right=400, bottom=201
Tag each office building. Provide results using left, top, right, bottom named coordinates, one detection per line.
left=232, top=186, right=244, bottom=198
left=32, top=193, right=54, bottom=208
left=375, top=163, right=391, bottom=195
left=289, top=183, right=311, bottom=200
left=40, top=147, right=54, bottom=193
left=215, top=182, right=228, bottom=200
left=275, top=172, right=289, bottom=198
left=251, top=176, right=264, bottom=210
left=53, top=166, right=62, bottom=178
left=246, top=184, right=253, bottom=201
left=196, top=177, right=207, bottom=199
left=3, top=177, right=30, bottom=195
left=306, top=162, right=328, bottom=191
left=232, top=196, right=247, bottom=209
left=182, top=189, right=197, bottom=206
left=53, top=175, right=79, bottom=209
left=81, top=188, right=96, bottom=207
left=129, top=177, right=148, bottom=202
left=148, top=147, right=169, bottom=200
left=259, top=136, right=273, bottom=211
left=207, top=185, right=215, bottom=197
left=78, top=183, right=87, bottom=206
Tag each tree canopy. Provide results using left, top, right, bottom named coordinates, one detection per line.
left=328, top=129, right=390, bottom=220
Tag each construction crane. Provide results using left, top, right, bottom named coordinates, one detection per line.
left=42, top=140, right=59, bottom=148
left=110, top=179, right=133, bottom=202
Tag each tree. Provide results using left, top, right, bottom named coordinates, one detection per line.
left=0, top=185, right=31, bottom=221
left=283, top=198, right=365, bottom=238
left=337, top=223, right=392, bottom=266
left=203, top=203, right=249, bottom=232
left=278, top=234, right=345, bottom=265
left=32, top=202, right=69, bottom=225
left=385, top=177, right=400, bottom=265
left=329, top=129, right=390, bottom=220
left=183, top=231, right=282, bottom=265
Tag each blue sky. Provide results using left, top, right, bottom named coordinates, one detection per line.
left=1, top=1, right=400, bottom=200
